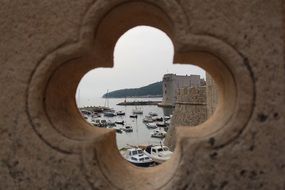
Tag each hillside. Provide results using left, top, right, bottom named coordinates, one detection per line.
left=102, top=81, right=162, bottom=98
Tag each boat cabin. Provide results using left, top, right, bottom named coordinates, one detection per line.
left=124, top=148, right=153, bottom=167
left=145, top=145, right=170, bottom=155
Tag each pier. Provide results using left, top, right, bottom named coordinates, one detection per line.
left=117, top=100, right=161, bottom=106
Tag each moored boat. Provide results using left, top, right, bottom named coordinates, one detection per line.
left=132, top=107, right=143, bottom=114
left=150, top=129, right=166, bottom=138
left=106, top=120, right=116, bottom=127
left=143, top=115, right=153, bottom=123
left=123, top=125, right=133, bottom=132
left=152, top=116, right=163, bottom=122
left=116, top=111, right=125, bottom=116
left=121, top=148, right=154, bottom=167
left=164, top=116, right=171, bottom=121
left=144, top=145, right=173, bottom=164
left=156, top=122, right=167, bottom=127
left=115, top=120, right=124, bottom=125
left=149, top=112, right=158, bottom=116
left=93, top=119, right=107, bottom=128
left=145, top=122, right=157, bottom=129
left=104, top=111, right=116, bottom=117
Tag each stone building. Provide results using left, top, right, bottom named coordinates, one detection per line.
left=160, top=73, right=201, bottom=107
left=165, top=73, right=218, bottom=150
left=0, top=1, right=284, bottom=190
left=165, top=85, right=208, bottom=150
left=172, top=86, right=208, bottom=126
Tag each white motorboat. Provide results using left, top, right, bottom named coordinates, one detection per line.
left=144, top=145, right=173, bottom=164
left=93, top=119, right=107, bottom=128
left=121, top=148, right=154, bottom=167
left=104, top=111, right=116, bottom=117
left=115, top=120, right=124, bottom=125
left=156, top=122, right=167, bottom=127
left=164, top=120, right=170, bottom=127
left=145, top=122, right=157, bottom=129
left=116, top=111, right=125, bottom=116
left=149, top=112, right=158, bottom=116
left=150, top=129, right=166, bottom=138
left=123, top=125, right=133, bottom=132
left=143, top=115, right=153, bottom=123
left=152, top=116, right=163, bottom=122
left=133, top=108, right=143, bottom=114
left=163, top=116, right=171, bottom=121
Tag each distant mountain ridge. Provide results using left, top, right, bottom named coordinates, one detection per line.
left=102, top=81, right=163, bottom=98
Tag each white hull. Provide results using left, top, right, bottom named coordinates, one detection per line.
left=143, top=151, right=168, bottom=164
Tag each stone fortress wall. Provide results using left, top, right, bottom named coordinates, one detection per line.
left=160, top=74, right=201, bottom=107
left=165, top=76, right=213, bottom=150
left=171, top=86, right=207, bottom=127
left=206, top=73, right=219, bottom=118
left=165, top=72, right=218, bottom=128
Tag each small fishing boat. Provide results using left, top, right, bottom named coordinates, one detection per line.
left=144, top=145, right=173, bottom=164
left=91, top=112, right=101, bottom=118
left=104, top=111, right=116, bottom=117
left=164, top=120, right=170, bottom=126
left=130, top=114, right=138, bottom=118
left=150, top=130, right=166, bottom=138
left=93, top=119, right=107, bottom=128
left=143, top=116, right=153, bottom=123
left=106, top=120, right=116, bottom=127
left=156, top=122, right=167, bottom=127
left=152, top=116, right=163, bottom=122
left=123, top=125, right=133, bottom=132
left=121, top=148, right=154, bottom=167
left=132, top=108, right=143, bottom=114
left=145, top=122, right=157, bottom=129
left=164, top=116, right=171, bottom=121
left=115, top=120, right=124, bottom=125
left=81, top=110, right=92, bottom=116
left=116, top=111, right=125, bottom=116
left=149, top=112, right=158, bottom=116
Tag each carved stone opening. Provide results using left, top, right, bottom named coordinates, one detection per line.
left=27, top=1, right=254, bottom=189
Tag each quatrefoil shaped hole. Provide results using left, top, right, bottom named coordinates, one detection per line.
left=28, top=1, right=252, bottom=189
left=42, top=24, right=234, bottom=190
left=41, top=26, right=235, bottom=190
left=76, top=25, right=220, bottom=166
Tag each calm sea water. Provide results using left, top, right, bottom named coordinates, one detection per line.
left=77, top=97, right=173, bottom=149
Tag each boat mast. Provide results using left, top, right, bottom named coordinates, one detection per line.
left=104, top=89, right=109, bottom=108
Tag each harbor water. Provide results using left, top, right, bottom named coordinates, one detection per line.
left=78, top=97, right=173, bottom=149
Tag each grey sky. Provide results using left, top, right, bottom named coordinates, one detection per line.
left=77, top=26, right=205, bottom=99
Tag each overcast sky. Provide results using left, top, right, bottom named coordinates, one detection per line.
left=76, top=26, right=205, bottom=99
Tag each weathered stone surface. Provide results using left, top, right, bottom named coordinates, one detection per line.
left=165, top=86, right=208, bottom=150
left=0, top=0, right=284, bottom=189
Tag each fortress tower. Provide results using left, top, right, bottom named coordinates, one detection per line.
left=160, top=74, right=201, bottom=107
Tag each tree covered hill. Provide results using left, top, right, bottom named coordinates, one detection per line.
left=102, top=81, right=162, bottom=98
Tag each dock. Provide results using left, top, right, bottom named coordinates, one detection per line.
left=117, top=100, right=161, bottom=106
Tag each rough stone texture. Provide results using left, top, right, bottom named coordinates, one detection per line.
left=165, top=86, right=208, bottom=150
left=0, top=0, right=284, bottom=190
left=172, top=87, right=207, bottom=127
left=206, top=73, right=219, bottom=118
left=160, top=74, right=201, bottom=107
